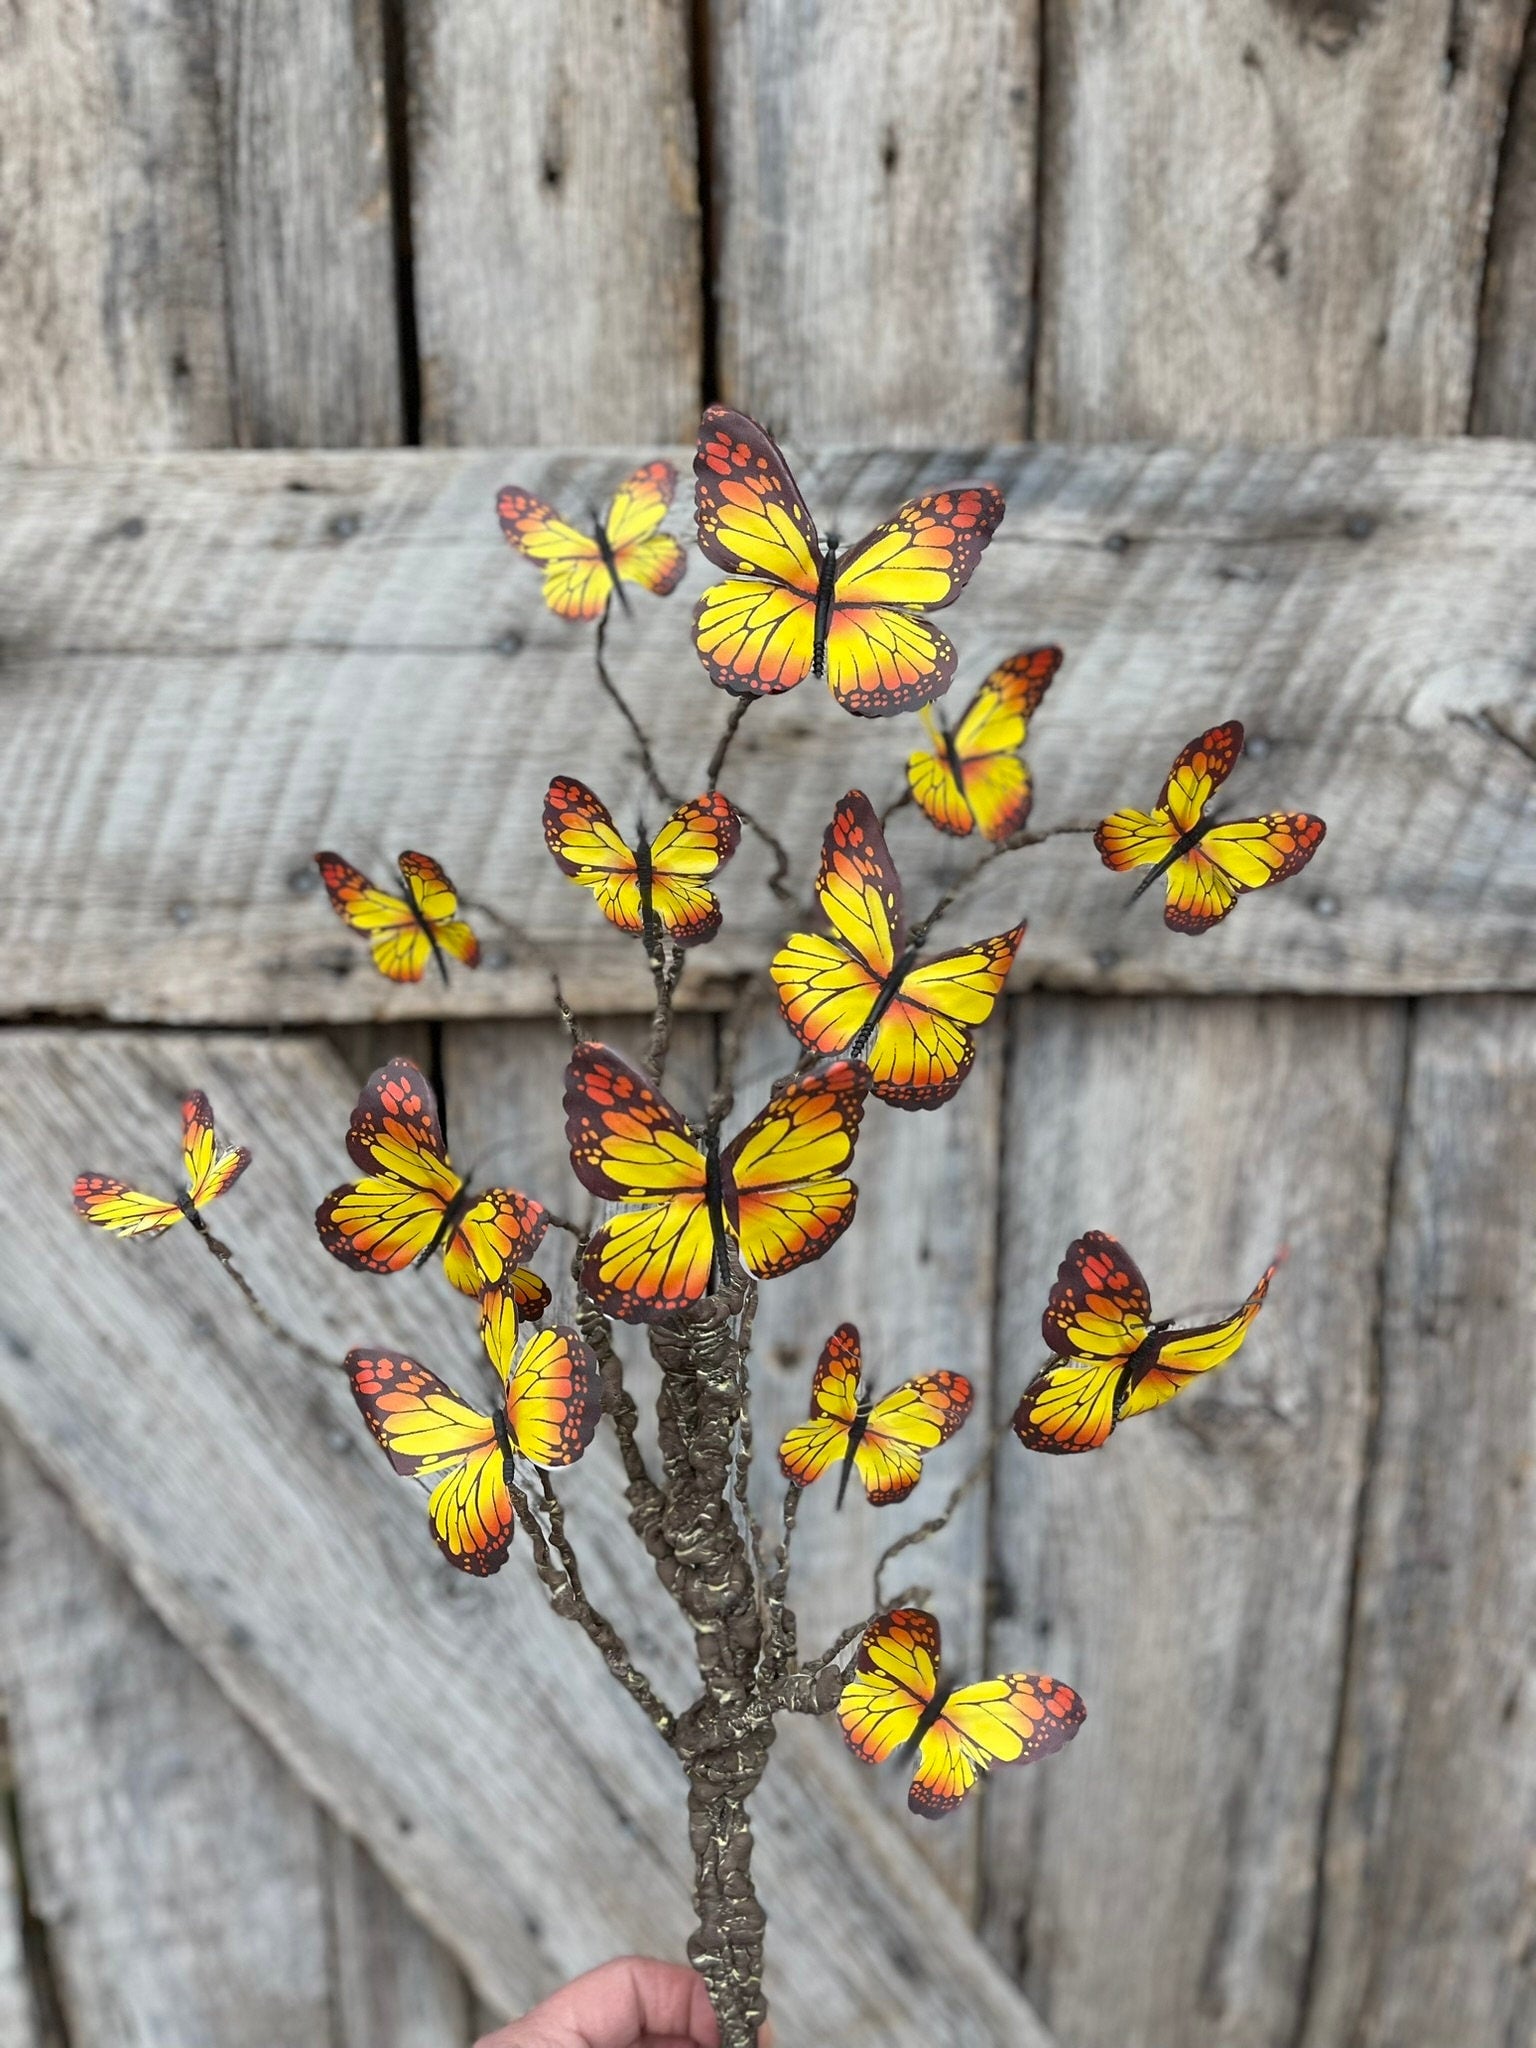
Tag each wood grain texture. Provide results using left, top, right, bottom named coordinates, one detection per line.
left=4, top=440, right=1535, bottom=1020
left=1035, top=0, right=1530, bottom=439
left=0, top=1701, right=41, bottom=2048
left=407, top=0, right=701, bottom=442
left=0, top=1028, right=1052, bottom=2048
left=708, top=0, right=1036, bottom=440
left=980, top=996, right=1407, bottom=2048
left=0, top=0, right=400, bottom=457
left=1472, top=14, right=1536, bottom=433
left=448, top=1009, right=1007, bottom=1911
left=1298, top=997, right=1536, bottom=2048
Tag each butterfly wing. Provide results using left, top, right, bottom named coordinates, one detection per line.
left=822, top=484, right=1006, bottom=717
left=771, top=792, right=903, bottom=1063
left=441, top=1187, right=547, bottom=1299
left=720, top=1058, right=869, bottom=1282
left=1042, top=1231, right=1153, bottom=1360
left=504, top=1326, right=601, bottom=1467
left=866, top=923, right=1026, bottom=1111
left=72, top=1174, right=182, bottom=1238
left=1122, top=1257, right=1282, bottom=1417
left=314, top=852, right=431, bottom=983
left=180, top=1091, right=250, bottom=1210
left=506, top=1266, right=552, bottom=1323
left=949, top=647, right=1061, bottom=842
left=497, top=487, right=612, bottom=620
left=397, top=851, right=480, bottom=969
left=692, top=407, right=823, bottom=699
left=604, top=461, right=687, bottom=598
left=564, top=1043, right=715, bottom=1321
left=777, top=1322, right=862, bottom=1487
left=1161, top=721, right=1244, bottom=834
left=1164, top=814, right=1327, bottom=935
left=912, top=1673, right=1086, bottom=1817
left=1011, top=1359, right=1126, bottom=1454
left=345, top=1349, right=513, bottom=1576
left=646, top=792, right=743, bottom=948
left=316, top=1060, right=460, bottom=1276
left=838, top=1608, right=942, bottom=1768
left=854, top=1371, right=974, bottom=1507
left=1094, top=808, right=1181, bottom=875
left=906, top=741, right=976, bottom=838
left=543, top=777, right=646, bottom=938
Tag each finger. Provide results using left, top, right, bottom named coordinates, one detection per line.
left=476, top=1955, right=720, bottom=2048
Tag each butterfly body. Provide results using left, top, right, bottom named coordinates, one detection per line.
left=1096, top=721, right=1326, bottom=933
left=693, top=407, right=1004, bottom=718
left=1012, top=1232, right=1280, bottom=1455
left=772, top=791, right=1024, bottom=1110
left=73, top=1092, right=251, bottom=1240
left=834, top=1397, right=873, bottom=1510
left=907, top=648, right=1062, bottom=843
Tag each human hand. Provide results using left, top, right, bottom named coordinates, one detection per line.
left=475, top=1955, right=752, bottom=2048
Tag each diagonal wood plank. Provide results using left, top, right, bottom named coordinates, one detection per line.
left=1035, top=0, right=1529, bottom=439
left=0, top=1028, right=1052, bottom=2048
left=980, top=995, right=1407, bottom=2048
left=2, top=441, right=1534, bottom=1020
left=1298, top=997, right=1536, bottom=2048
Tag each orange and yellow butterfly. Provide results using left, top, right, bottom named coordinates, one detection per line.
left=907, top=646, right=1062, bottom=842
left=543, top=778, right=741, bottom=948
left=1095, top=721, right=1326, bottom=934
left=73, top=1092, right=250, bottom=1239
left=496, top=460, right=687, bottom=620
left=564, top=1043, right=869, bottom=1323
left=314, top=850, right=481, bottom=985
left=346, top=1309, right=600, bottom=1576
left=692, top=406, right=1004, bottom=718
left=1012, top=1231, right=1281, bottom=1455
left=770, top=791, right=1024, bottom=1110
left=838, top=1608, right=1085, bottom=1817
left=316, top=1058, right=551, bottom=1312
left=777, top=1324, right=973, bottom=1507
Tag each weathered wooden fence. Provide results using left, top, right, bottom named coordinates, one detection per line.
left=1, top=7, right=1534, bottom=2048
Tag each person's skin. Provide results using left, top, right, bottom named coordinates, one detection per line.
left=475, top=1955, right=771, bottom=2048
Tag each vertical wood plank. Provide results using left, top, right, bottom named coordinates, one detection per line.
left=1035, top=0, right=1529, bottom=439
left=0, top=0, right=401, bottom=456
left=0, top=1445, right=475, bottom=2048
left=981, top=996, right=1406, bottom=2048
left=709, top=0, right=1037, bottom=441
left=0, top=1721, right=42, bottom=2048
left=1471, top=17, right=1536, bottom=433
left=1298, top=997, right=1536, bottom=2048
left=408, top=0, right=702, bottom=442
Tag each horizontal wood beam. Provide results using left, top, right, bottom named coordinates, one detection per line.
left=2, top=440, right=1533, bottom=1020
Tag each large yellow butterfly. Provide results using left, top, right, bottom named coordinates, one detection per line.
left=497, top=461, right=687, bottom=620
left=770, top=790, right=1024, bottom=1110
left=316, top=1058, right=551, bottom=1312
left=777, top=1324, right=973, bottom=1507
left=346, top=1306, right=600, bottom=1575
left=1012, top=1232, right=1280, bottom=1455
left=314, top=850, right=480, bottom=985
left=543, top=778, right=741, bottom=947
left=907, top=646, right=1062, bottom=842
left=73, top=1092, right=249, bottom=1239
left=1095, top=721, right=1326, bottom=933
left=692, top=407, right=1004, bottom=718
left=564, top=1043, right=869, bottom=1322
left=838, top=1608, right=1085, bottom=1817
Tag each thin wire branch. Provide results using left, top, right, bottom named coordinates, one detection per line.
left=531, top=1467, right=676, bottom=1741
left=729, top=803, right=795, bottom=904
left=642, top=929, right=680, bottom=1085
left=549, top=970, right=584, bottom=1047
left=772, top=1586, right=920, bottom=1715
left=542, top=1209, right=589, bottom=1240
left=871, top=1410, right=1016, bottom=1612
left=194, top=1227, right=333, bottom=1372
left=905, top=820, right=1100, bottom=952
left=574, top=1281, right=665, bottom=1515
left=706, top=976, right=760, bottom=1133
left=879, top=787, right=915, bottom=827
left=595, top=603, right=679, bottom=810
left=705, top=696, right=753, bottom=790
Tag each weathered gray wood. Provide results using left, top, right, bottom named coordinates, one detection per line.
left=448, top=1009, right=1006, bottom=1911
left=1298, top=997, right=1536, bottom=2048
left=3, top=440, right=1534, bottom=1019
left=328, top=1829, right=477, bottom=2048
left=0, top=1698, right=41, bottom=2048
left=0, top=1443, right=338, bottom=2047
left=0, top=1028, right=1053, bottom=2048
left=1472, top=19, right=1536, bottom=433
left=1036, top=2, right=1529, bottom=438
left=0, top=0, right=400, bottom=457
left=981, top=996, right=1407, bottom=2048
left=709, top=0, right=1035, bottom=440
left=407, top=0, right=701, bottom=442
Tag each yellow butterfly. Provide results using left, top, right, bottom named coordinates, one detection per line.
left=777, top=1324, right=973, bottom=1506
left=907, top=646, right=1061, bottom=841
left=497, top=461, right=686, bottom=619
left=74, top=1092, right=250, bottom=1238
left=543, top=777, right=741, bottom=947
left=315, top=850, right=480, bottom=985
